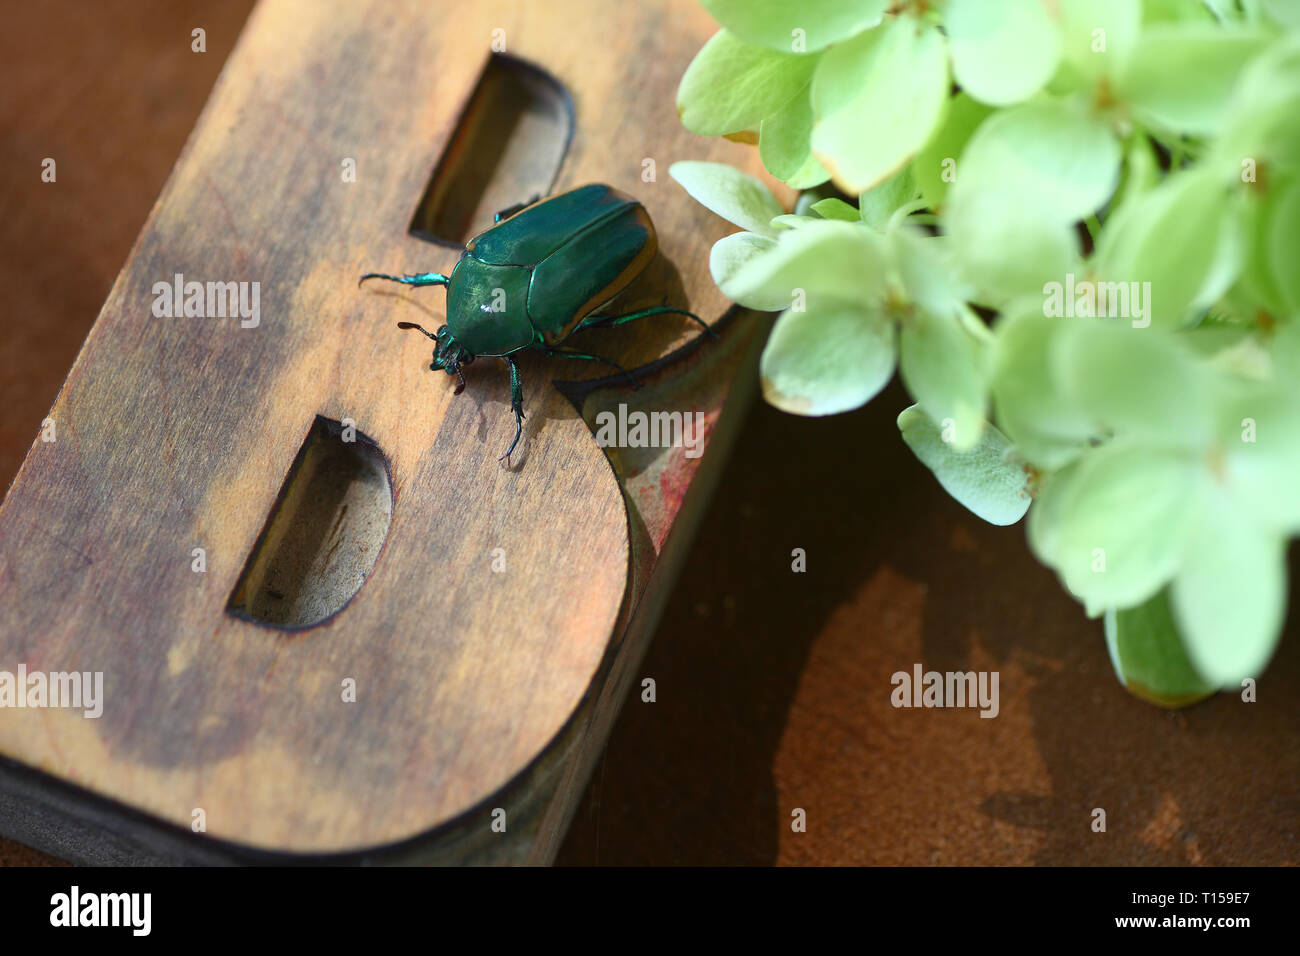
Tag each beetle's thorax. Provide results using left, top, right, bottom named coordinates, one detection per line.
left=444, top=257, right=535, bottom=357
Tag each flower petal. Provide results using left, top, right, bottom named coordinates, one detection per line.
left=760, top=304, right=895, bottom=415
left=1028, top=443, right=1202, bottom=615
left=810, top=18, right=948, bottom=193
left=670, top=160, right=785, bottom=238
left=898, top=405, right=1030, bottom=526
left=1171, top=486, right=1286, bottom=687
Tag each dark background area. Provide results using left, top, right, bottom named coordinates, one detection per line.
left=1, top=1, right=1295, bottom=866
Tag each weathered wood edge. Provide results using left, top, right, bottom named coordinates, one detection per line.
left=0, top=309, right=766, bottom=865
left=0, top=0, right=779, bottom=862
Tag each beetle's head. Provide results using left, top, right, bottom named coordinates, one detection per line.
left=397, top=321, right=474, bottom=394
left=431, top=327, right=475, bottom=395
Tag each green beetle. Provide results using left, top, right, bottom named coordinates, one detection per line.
left=361, top=183, right=711, bottom=463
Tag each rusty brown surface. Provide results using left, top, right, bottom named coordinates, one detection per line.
left=557, top=382, right=1300, bottom=865
left=0, top=0, right=255, bottom=864
left=2, top=0, right=1296, bottom=867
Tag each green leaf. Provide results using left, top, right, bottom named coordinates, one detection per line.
left=669, top=161, right=784, bottom=237
left=809, top=198, right=860, bottom=222
left=678, top=30, right=821, bottom=138
left=787, top=155, right=834, bottom=190
left=758, top=86, right=832, bottom=188
left=1092, top=168, right=1237, bottom=326
left=1105, top=589, right=1217, bottom=708
left=1115, top=24, right=1270, bottom=136
left=1028, top=442, right=1203, bottom=615
left=1171, top=486, right=1286, bottom=687
left=898, top=306, right=989, bottom=452
left=858, top=166, right=920, bottom=231
left=760, top=304, right=896, bottom=415
left=722, top=219, right=890, bottom=311
left=948, top=101, right=1122, bottom=224
left=810, top=17, right=949, bottom=193
left=898, top=405, right=1030, bottom=525
left=911, top=92, right=993, bottom=210
left=788, top=156, right=834, bottom=190
left=701, top=0, right=887, bottom=53
left=946, top=0, right=1063, bottom=106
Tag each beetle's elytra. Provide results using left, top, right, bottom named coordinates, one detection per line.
left=361, top=183, right=713, bottom=464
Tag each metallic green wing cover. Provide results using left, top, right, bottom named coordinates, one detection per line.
left=526, top=204, right=652, bottom=340
left=465, top=184, right=627, bottom=266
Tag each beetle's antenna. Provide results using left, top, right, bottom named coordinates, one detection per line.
left=358, top=271, right=449, bottom=289
left=396, top=321, right=439, bottom=341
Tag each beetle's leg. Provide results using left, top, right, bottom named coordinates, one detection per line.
left=493, top=193, right=542, bottom=224
left=578, top=305, right=718, bottom=339
left=358, top=271, right=449, bottom=289
left=539, top=346, right=640, bottom=389
left=499, top=356, right=526, bottom=465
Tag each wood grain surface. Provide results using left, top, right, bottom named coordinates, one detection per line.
left=0, top=0, right=777, bottom=860
left=3, top=0, right=1297, bottom=868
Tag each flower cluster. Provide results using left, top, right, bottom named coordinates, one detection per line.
left=672, top=0, right=1300, bottom=703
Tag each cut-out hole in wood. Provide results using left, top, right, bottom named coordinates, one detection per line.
left=227, top=416, right=393, bottom=629
left=409, top=52, right=573, bottom=246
